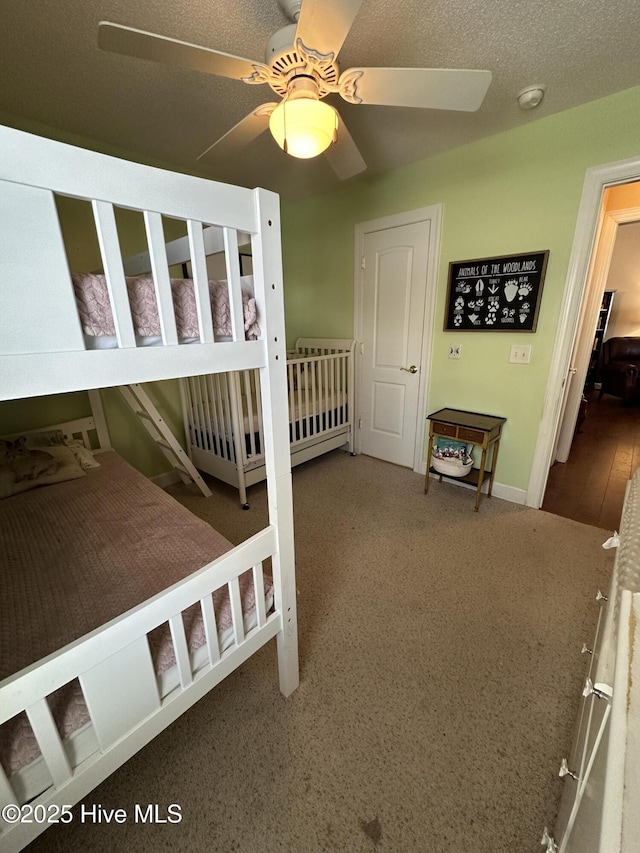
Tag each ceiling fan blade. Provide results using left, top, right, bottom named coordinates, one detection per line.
left=98, top=21, right=262, bottom=81
left=324, top=112, right=366, bottom=180
left=197, top=104, right=277, bottom=164
left=342, top=67, right=492, bottom=111
left=295, top=0, right=363, bottom=59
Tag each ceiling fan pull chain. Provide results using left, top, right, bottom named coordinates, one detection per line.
left=283, top=100, right=289, bottom=153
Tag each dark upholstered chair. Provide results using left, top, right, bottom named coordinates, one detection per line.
left=598, top=337, right=640, bottom=403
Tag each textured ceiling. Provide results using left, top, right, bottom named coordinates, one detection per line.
left=1, top=0, right=639, bottom=201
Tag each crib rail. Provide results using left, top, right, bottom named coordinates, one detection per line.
left=181, top=339, right=355, bottom=507
left=183, top=341, right=355, bottom=469
left=285, top=352, right=352, bottom=450
left=0, top=527, right=280, bottom=850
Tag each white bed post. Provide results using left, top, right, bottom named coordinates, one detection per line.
left=87, top=389, right=111, bottom=450
left=250, top=189, right=299, bottom=697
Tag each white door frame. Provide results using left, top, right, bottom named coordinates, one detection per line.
left=353, top=205, right=442, bottom=473
left=528, top=154, right=640, bottom=507
left=554, top=203, right=640, bottom=463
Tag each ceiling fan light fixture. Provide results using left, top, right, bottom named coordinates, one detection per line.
left=269, top=97, right=338, bottom=159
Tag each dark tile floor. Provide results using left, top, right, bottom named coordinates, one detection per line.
left=542, top=390, right=640, bottom=531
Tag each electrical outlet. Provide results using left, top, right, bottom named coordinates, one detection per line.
left=448, top=344, right=461, bottom=360
left=509, top=345, right=531, bottom=364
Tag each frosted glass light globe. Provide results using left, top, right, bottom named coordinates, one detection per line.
left=269, top=98, right=337, bottom=159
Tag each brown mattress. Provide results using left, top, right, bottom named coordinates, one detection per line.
left=0, top=451, right=267, bottom=779
left=0, top=451, right=234, bottom=681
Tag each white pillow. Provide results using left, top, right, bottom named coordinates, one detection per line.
left=65, top=439, right=101, bottom=470
left=0, top=443, right=86, bottom=500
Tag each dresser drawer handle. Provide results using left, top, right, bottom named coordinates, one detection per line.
left=582, top=678, right=612, bottom=700
left=540, top=827, right=558, bottom=852
left=559, top=758, right=579, bottom=781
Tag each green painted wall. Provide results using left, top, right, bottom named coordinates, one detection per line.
left=2, top=86, right=640, bottom=490
left=280, top=85, right=640, bottom=492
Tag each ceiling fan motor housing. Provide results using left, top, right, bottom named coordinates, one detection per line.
left=265, top=26, right=340, bottom=99
left=276, top=0, right=302, bottom=23
left=266, top=23, right=298, bottom=62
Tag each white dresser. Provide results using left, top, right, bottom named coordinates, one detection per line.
left=544, top=472, right=640, bottom=852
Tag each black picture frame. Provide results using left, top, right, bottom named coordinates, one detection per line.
left=444, top=250, right=549, bottom=332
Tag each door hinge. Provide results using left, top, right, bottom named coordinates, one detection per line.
left=360, top=342, right=364, bottom=355
left=360, top=255, right=365, bottom=270
left=358, top=418, right=362, bottom=429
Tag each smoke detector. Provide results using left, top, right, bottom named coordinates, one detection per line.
left=517, top=84, right=546, bottom=110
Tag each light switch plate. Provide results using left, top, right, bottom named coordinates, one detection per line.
left=509, top=345, right=531, bottom=363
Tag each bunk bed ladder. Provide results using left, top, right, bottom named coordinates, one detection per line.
left=119, top=383, right=212, bottom=497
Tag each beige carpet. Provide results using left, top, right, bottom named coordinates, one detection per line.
left=27, top=451, right=614, bottom=853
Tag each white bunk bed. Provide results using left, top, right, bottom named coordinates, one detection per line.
left=181, top=337, right=356, bottom=507
left=0, top=124, right=298, bottom=852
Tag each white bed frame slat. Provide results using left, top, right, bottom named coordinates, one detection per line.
left=200, top=595, right=221, bottom=665
left=0, top=182, right=85, bottom=355
left=25, top=700, right=72, bottom=787
left=223, top=227, right=245, bottom=342
left=92, top=200, right=137, bottom=349
left=187, top=219, right=215, bottom=344
left=253, top=563, right=267, bottom=628
left=229, top=578, right=245, bottom=646
left=169, top=615, right=194, bottom=689
left=143, top=211, right=178, bottom=346
left=79, top=637, right=160, bottom=752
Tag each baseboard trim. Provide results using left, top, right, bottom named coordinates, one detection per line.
left=152, top=469, right=182, bottom=489
left=422, top=469, right=527, bottom=505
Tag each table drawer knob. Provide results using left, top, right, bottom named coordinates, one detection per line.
left=559, top=758, right=579, bottom=780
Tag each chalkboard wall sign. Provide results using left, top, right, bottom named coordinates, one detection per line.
left=444, top=250, right=549, bottom=332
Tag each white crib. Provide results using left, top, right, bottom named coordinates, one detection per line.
left=0, top=124, right=297, bottom=851
left=181, top=337, right=356, bottom=507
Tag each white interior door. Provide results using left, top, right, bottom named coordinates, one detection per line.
left=358, top=219, right=432, bottom=468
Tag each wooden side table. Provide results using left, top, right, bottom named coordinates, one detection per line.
left=424, top=408, right=506, bottom=511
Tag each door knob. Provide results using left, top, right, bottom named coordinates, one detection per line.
left=400, top=365, right=418, bottom=374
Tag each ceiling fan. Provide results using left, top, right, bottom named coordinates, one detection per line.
left=98, top=0, right=492, bottom=181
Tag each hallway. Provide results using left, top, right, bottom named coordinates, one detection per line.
left=542, top=391, right=640, bottom=531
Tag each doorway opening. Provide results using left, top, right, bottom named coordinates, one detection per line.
left=536, top=178, right=640, bottom=528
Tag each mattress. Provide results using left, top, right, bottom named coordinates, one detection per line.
left=72, top=273, right=260, bottom=345
left=0, top=451, right=272, bottom=791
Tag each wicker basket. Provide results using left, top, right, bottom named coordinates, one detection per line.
left=431, top=456, right=473, bottom=478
